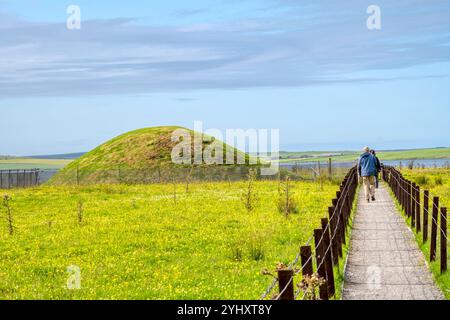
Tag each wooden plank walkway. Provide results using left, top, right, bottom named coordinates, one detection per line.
left=342, top=184, right=444, bottom=300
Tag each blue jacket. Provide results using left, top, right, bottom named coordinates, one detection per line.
left=358, top=152, right=377, bottom=177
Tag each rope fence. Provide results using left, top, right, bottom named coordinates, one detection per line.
left=383, top=166, right=448, bottom=274
left=260, top=166, right=359, bottom=300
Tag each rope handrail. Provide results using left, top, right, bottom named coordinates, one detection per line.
left=265, top=166, right=357, bottom=300
left=294, top=212, right=342, bottom=299
left=386, top=168, right=449, bottom=244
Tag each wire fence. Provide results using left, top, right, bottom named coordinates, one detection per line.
left=48, top=166, right=304, bottom=186
left=383, top=166, right=448, bottom=274
left=0, top=169, right=40, bottom=189
left=40, top=163, right=354, bottom=186
left=259, top=166, right=359, bottom=300
left=0, top=162, right=353, bottom=191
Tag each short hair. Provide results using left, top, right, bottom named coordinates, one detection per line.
left=363, top=146, right=370, bottom=153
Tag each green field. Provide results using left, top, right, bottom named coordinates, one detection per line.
left=0, top=180, right=341, bottom=300
left=0, top=158, right=72, bottom=170
left=399, top=168, right=450, bottom=299
left=279, top=147, right=450, bottom=164
left=2, top=147, right=448, bottom=170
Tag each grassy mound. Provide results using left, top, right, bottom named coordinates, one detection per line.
left=49, top=126, right=253, bottom=185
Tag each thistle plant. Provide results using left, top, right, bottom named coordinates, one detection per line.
left=77, top=200, right=83, bottom=225
left=185, top=165, right=194, bottom=193
left=2, top=194, right=15, bottom=235
left=277, top=176, right=298, bottom=216
left=298, top=273, right=326, bottom=300
left=241, top=169, right=258, bottom=212
left=173, top=178, right=177, bottom=204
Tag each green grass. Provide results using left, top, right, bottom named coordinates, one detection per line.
left=0, top=158, right=72, bottom=170
left=0, top=180, right=340, bottom=300
left=378, top=148, right=450, bottom=161
left=279, top=147, right=450, bottom=164
left=402, top=168, right=450, bottom=210
left=389, top=169, right=450, bottom=299
left=63, top=126, right=186, bottom=171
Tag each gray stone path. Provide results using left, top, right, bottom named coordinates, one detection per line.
left=342, top=184, right=444, bottom=300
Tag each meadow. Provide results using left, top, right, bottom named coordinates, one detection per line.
left=399, top=168, right=450, bottom=299
left=0, top=179, right=339, bottom=300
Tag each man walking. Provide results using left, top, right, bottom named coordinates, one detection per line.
left=358, top=147, right=377, bottom=203
left=370, top=149, right=382, bottom=188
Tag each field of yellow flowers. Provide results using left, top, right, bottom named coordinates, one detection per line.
left=0, top=180, right=338, bottom=300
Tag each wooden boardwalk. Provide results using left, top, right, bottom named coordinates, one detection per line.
left=342, top=184, right=444, bottom=300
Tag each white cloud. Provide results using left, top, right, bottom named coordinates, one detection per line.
left=1, top=1, right=450, bottom=97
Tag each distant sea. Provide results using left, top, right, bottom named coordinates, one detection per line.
left=281, top=158, right=449, bottom=169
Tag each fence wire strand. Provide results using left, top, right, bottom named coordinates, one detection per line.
left=387, top=170, right=449, bottom=244
left=266, top=168, right=356, bottom=301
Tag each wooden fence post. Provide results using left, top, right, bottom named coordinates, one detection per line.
left=331, top=200, right=343, bottom=259
left=416, top=185, right=421, bottom=232
left=335, top=192, right=347, bottom=246
left=76, top=166, right=80, bottom=186
left=430, top=197, right=439, bottom=262
left=321, top=218, right=335, bottom=297
left=345, top=192, right=352, bottom=226
left=441, top=207, right=447, bottom=274
left=397, top=177, right=405, bottom=210
left=403, top=178, right=408, bottom=212
left=277, top=268, right=294, bottom=300
left=423, top=190, right=429, bottom=243
left=409, top=181, right=413, bottom=218
left=300, top=246, right=313, bottom=277
left=314, top=229, right=329, bottom=300
left=405, top=180, right=410, bottom=217
left=300, top=245, right=314, bottom=299
left=328, top=207, right=339, bottom=266
left=411, top=182, right=416, bottom=228
left=401, top=178, right=406, bottom=211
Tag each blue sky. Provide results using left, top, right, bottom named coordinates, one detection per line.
left=1, top=0, right=450, bottom=155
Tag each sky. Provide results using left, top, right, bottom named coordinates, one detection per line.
left=1, top=0, right=450, bottom=155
